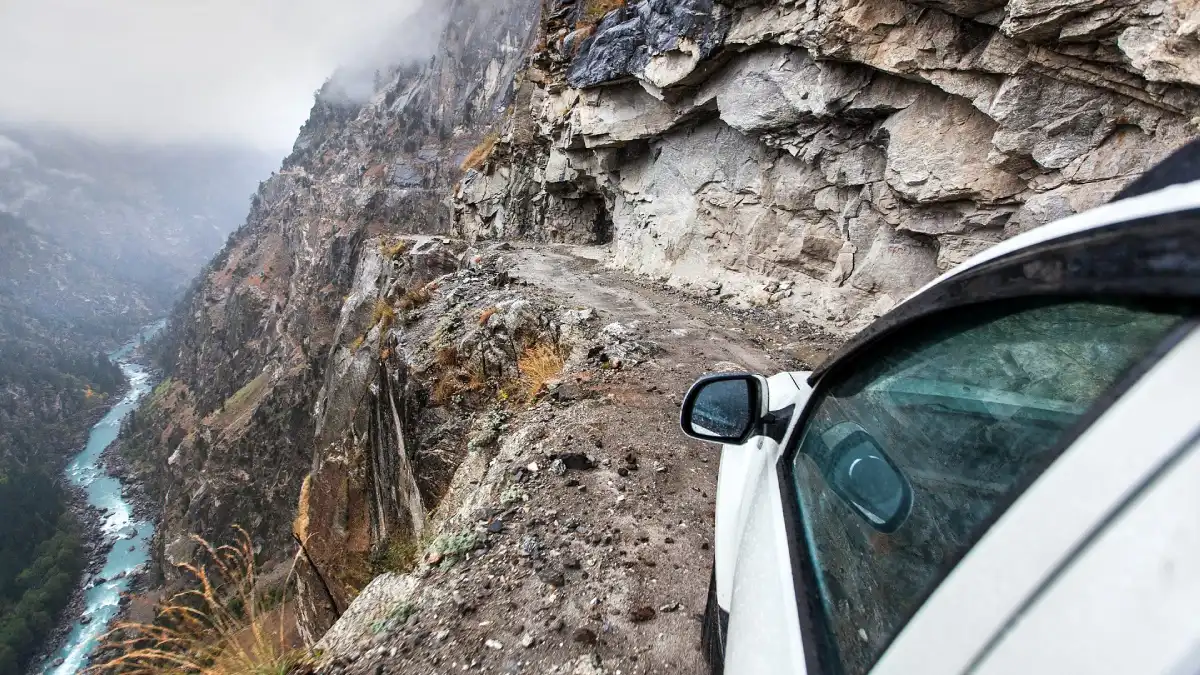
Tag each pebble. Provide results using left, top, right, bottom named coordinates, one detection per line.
left=550, top=459, right=567, bottom=476
left=521, top=633, right=535, bottom=648
left=485, top=639, right=504, bottom=650
left=630, top=606, right=656, bottom=623
left=537, top=567, right=566, bottom=588
left=572, top=628, right=598, bottom=645
left=519, top=536, right=540, bottom=558
left=554, top=382, right=585, bottom=401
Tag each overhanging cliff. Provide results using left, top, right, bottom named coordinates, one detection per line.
left=460, top=0, right=1200, bottom=330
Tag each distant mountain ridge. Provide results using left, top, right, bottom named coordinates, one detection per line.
left=0, top=127, right=279, bottom=307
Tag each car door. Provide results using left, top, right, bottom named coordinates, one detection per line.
left=967, top=425, right=1200, bottom=675
left=761, top=297, right=1195, bottom=675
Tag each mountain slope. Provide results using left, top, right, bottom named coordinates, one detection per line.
left=116, top=0, right=541, bottom=639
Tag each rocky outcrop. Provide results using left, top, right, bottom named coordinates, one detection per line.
left=566, top=0, right=733, bottom=90
left=458, top=0, right=1200, bottom=331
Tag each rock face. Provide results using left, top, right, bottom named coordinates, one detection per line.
left=125, top=0, right=1198, bottom=654
left=460, top=0, right=1200, bottom=330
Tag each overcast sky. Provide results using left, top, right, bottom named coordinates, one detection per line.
left=0, top=0, right=433, bottom=152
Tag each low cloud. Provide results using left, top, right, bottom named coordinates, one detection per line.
left=0, top=0, right=441, bottom=151
left=0, top=135, right=36, bottom=169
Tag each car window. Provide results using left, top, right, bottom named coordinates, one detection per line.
left=784, top=300, right=1186, bottom=675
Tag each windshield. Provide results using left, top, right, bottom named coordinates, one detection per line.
left=784, top=300, right=1185, bottom=675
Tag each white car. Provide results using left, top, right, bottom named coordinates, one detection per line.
left=681, top=144, right=1200, bottom=675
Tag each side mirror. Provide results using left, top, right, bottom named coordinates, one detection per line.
left=818, top=422, right=913, bottom=533
left=680, top=373, right=767, bottom=444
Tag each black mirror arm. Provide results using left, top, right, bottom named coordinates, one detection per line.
left=760, top=405, right=794, bottom=443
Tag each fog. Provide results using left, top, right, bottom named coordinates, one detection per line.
left=0, top=0, right=440, bottom=152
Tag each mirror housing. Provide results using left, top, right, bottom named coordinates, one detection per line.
left=818, top=422, right=913, bottom=533
left=680, top=373, right=768, bottom=444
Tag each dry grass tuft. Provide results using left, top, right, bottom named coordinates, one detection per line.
left=430, top=354, right=492, bottom=407
left=460, top=133, right=499, bottom=172
left=478, top=307, right=498, bottom=326
left=398, top=284, right=434, bottom=312
left=578, top=0, right=626, bottom=27
left=371, top=536, right=427, bottom=576
left=518, top=342, right=565, bottom=403
left=89, top=527, right=303, bottom=675
left=372, top=300, right=396, bottom=329
left=380, top=239, right=410, bottom=259
left=466, top=361, right=488, bottom=392
left=431, top=371, right=467, bottom=407
left=435, top=346, right=459, bottom=368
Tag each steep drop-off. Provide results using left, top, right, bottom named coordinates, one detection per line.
left=0, top=130, right=271, bottom=674
left=122, top=0, right=1200, bottom=660
left=118, top=0, right=542, bottom=626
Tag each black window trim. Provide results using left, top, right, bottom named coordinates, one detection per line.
left=774, top=208, right=1200, bottom=675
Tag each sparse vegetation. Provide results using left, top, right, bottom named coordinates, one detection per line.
left=372, top=300, right=396, bottom=330
left=578, top=0, right=626, bottom=28
left=224, top=374, right=268, bottom=415
left=431, top=372, right=463, bottom=407
left=434, top=346, right=459, bottom=368
left=460, top=133, right=499, bottom=172
left=370, top=537, right=422, bottom=576
left=370, top=601, right=417, bottom=635
left=380, top=239, right=410, bottom=259
left=429, top=530, right=480, bottom=565
left=350, top=335, right=366, bottom=352
left=90, top=527, right=303, bottom=675
left=429, top=346, right=493, bottom=407
left=517, top=342, right=565, bottom=403
left=478, top=307, right=497, bottom=326
left=466, top=361, right=488, bottom=392
left=397, top=283, right=434, bottom=312
left=207, top=373, right=270, bottom=427
left=501, top=485, right=528, bottom=506
left=153, top=378, right=175, bottom=399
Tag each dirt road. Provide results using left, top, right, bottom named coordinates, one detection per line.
left=313, top=244, right=838, bottom=675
